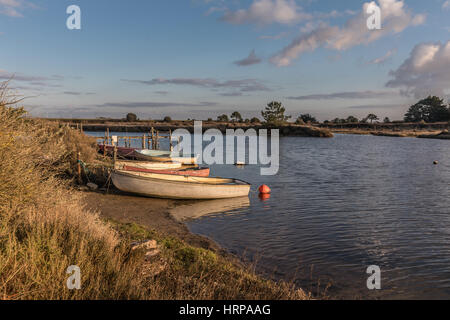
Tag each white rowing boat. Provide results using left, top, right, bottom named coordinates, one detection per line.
left=111, top=170, right=251, bottom=199
left=114, top=160, right=182, bottom=170
left=134, top=149, right=199, bottom=164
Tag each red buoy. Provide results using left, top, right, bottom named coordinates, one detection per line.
left=258, top=184, right=271, bottom=194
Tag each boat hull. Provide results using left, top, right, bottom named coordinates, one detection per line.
left=122, top=165, right=210, bottom=177
left=115, top=160, right=182, bottom=170
left=98, top=145, right=136, bottom=159
left=134, top=150, right=198, bottom=164
left=111, top=170, right=250, bottom=199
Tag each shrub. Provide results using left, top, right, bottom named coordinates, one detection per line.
left=295, top=117, right=305, bottom=125
left=217, top=114, right=229, bottom=122
left=126, top=113, right=137, bottom=122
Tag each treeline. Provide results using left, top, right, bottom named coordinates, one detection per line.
left=323, top=96, right=450, bottom=125
left=215, top=96, right=450, bottom=125
left=124, top=96, right=450, bottom=126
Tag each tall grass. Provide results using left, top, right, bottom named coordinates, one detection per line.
left=0, top=84, right=147, bottom=299
left=0, top=83, right=310, bottom=300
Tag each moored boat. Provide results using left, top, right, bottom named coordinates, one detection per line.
left=121, top=165, right=210, bottom=177
left=111, top=170, right=251, bottom=199
left=98, top=144, right=136, bottom=158
left=114, top=160, right=182, bottom=170
left=134, top=149, right=199, bottom=164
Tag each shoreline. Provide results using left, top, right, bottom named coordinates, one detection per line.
left=81, top=189, right=270, bottom=282
left=330, top=128, right=450, bottom=139
left=45, top=119, right=334, bottom=137
left=82, top=190, right=224, bottom=253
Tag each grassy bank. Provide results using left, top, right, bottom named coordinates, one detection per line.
left=0, top=86, right=310, bottom=300
left=320, top=121, right=450, bottom=138
left=44, top=118, right=334, bottom=137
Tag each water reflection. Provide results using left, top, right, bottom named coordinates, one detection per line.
left=258, top=193, right=271, bottom=201
left=170, top=197, right=250, bottom=222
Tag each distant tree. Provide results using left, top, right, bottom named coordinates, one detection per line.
left=298, top=114, right=317, bottom=123
left=261, top=101, right=291, bottom=126
left=404, top=96, right=450, bottom=123
left=244, top=118, right=250, bottom=124
left=250, top=117, right=261, bottom=124
left=295, top=117, right=305, bottom=125
left=207, top=118, right=213, bottom=122
left=231, top=111, right=243, bottom=122
left=217, top=114, right=229, bottom=122
left=323, top=120, right=330, bottom=124
left=383, top=117, right=391, bottom=123
left=346, top=116, right=359, bottom=123
left=332, top=118, right=341, bottom=124
left=163, top=116, right=172, bottom=123
left=366, top=114, right=379, bottom=123
left=126, top=113, right=138, bottom=122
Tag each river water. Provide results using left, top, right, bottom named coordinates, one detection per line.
left=89, top=132, right=450, bottom=299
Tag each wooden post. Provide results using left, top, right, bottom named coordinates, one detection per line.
left=169, top=129, right=173, bottom=151
left=107, top=128, right=110, bottom=145
left=151, top=127, right=155, bottom=150
left=142, top=134, right=146, bottom=149
left=156, top=130, right=160, bottom=150
left=77, top=152, right=82, bottom=184
left=113, top=145, right=117, bottom=167
left=80, top=122, right=83, bottom=133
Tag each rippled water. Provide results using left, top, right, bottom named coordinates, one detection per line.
left=187, top=134, right=450, bottom=299
left=89, top=132, right=450, bottom=299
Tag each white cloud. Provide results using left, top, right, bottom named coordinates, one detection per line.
left=270, top=0, right=426, bottom=66
left=386, top=41, right=450, bottom=98
left=0, top=0, right=36, bottom=17
left=222, top=0, right=311, bottom=25
left=121, top=77, right=272, bottom=94
left=287, top=90, right=399, bottom=100
left=369, top=48, right=398, bottom=64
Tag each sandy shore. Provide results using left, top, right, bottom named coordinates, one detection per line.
left=82, top=191, right=223, bottom=252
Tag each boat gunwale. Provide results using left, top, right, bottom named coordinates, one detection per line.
left=134, top=149, right=199, bottom=159
left=112, top=170, right=251, bottom=187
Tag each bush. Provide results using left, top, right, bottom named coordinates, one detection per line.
left=126, top=113, right=138, bottom=122
left=217, top=114, right=229, bottom=122
left=295, top=117, right=305, bottom=125
left=163, top=116, right=172, bottom=123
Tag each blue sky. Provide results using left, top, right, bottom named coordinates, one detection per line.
left=1, top=0, right=449, bottom=120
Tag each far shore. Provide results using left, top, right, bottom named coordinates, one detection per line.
left=43, top=118, right=450, bottom=139
left=44, top=118, right=334, bottom=137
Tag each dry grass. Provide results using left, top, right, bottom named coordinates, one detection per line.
left=110, top=221, right=311, bottom=300
left=0, top=83, right=311, bottom=300
left=0, top=84, right=148, bottom=299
